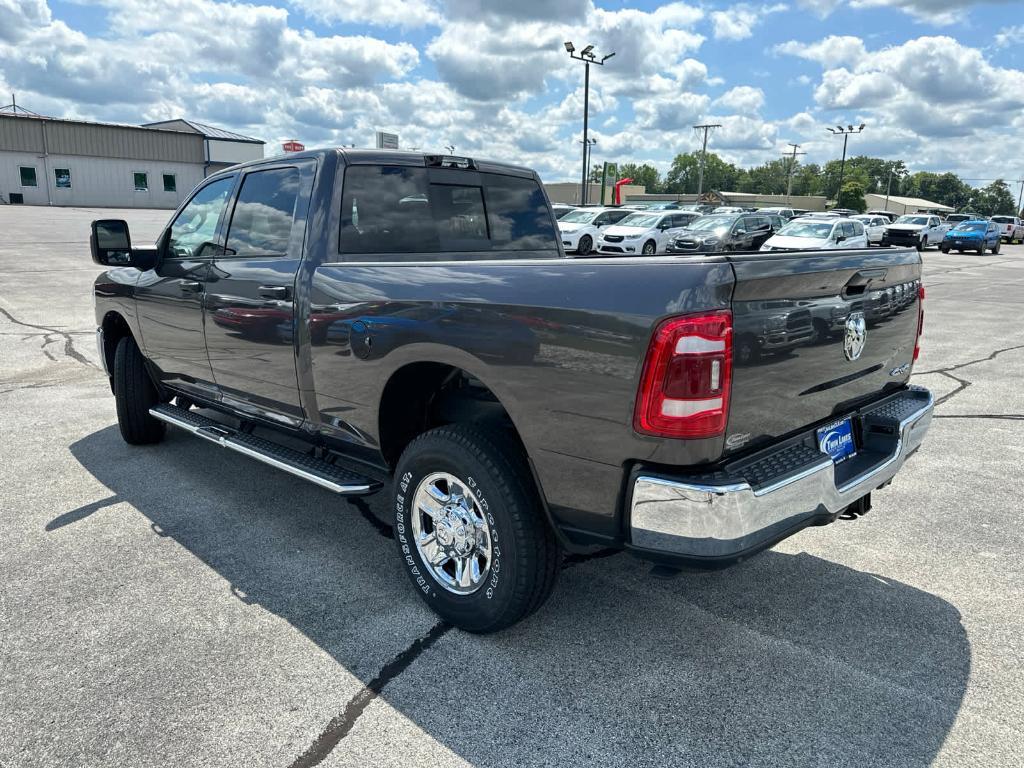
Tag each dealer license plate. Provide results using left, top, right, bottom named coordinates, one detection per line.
left=816, top=417, right=856, bottom=464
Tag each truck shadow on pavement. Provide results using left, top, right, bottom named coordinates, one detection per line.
left=67, top=425, right=970, bottom=768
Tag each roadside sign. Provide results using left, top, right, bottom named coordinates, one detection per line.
left=282, top=140, right=305, bottom=152
left=375, top=131, right=399, bottom=150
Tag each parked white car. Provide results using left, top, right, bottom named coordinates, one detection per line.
left=760, top=218, right=869, bottom=251
left=990, top=215, right=1024, bottom=243
left=713, top=206, right=745, bottom=214
left=852, top=214, right=889, bottom=245
left=557, top=207, right=637, bottom=255
left=881, top=214, right=949, bottom=250
left=596, top=211, right=702, bottom=256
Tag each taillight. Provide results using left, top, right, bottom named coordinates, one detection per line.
left=634, top=311, right=732, bottom=438
left=913, top=284, right=925, bottom=362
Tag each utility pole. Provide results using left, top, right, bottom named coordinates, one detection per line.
left=1017, top=178, right=1024, bottom=216
left=884, top=167, right=894, bottom=211
left=693, top=123, right=721, bottom=200
left=826, top=124, right=865, bottom=206
left=784, top=142, right=806, bottom=203
left=565, top=42, right=615, bottom=205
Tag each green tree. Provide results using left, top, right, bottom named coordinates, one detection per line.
left=789, top=163, right=822, bottom=197
left=738, top=159, right=790, bottom=195
left=966, top=179, right=1017, bottom=216
left=617, top=162, right=662, bottom=193
left=837, top=181, right=867, bottom=213
left=663, top=151, right=743, bottom=195
left=902, top=172, right=972, bottom=210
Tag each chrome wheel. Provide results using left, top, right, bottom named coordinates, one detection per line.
left=411, top=472, right=492, bottom=595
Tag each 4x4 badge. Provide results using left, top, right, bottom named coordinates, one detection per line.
left=844, top=312, right=866, bottom=361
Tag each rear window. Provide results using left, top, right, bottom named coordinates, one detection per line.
left=226, top=167, right=301, bottom=257
left=991, top=216, right=1014, bottom=223
left=339, top=165, right=557, bottom=259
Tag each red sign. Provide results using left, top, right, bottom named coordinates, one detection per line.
left=282, top=140, right=305, bottom=152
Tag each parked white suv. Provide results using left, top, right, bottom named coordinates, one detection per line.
left=852, top=214, right=889, bottom=245
left=881, top=215, right=949, bottom=251
left=760, top=217, right=869, bottom=251
left=596, top=211, right=701, bottom=256
left=557, top=207, right=637, bottom=255
left=990, top=215, right=1024, bottom=243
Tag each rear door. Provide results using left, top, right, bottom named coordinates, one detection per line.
left=726, top=248, right=922, bottom=454
left=203, top=161, right=316, bottom=427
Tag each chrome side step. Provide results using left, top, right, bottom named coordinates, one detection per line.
left=149, top=403, right=381, bottom=496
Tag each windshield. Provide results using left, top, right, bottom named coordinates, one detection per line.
left=617, top=213, right=661, bottom=227
left=777, top=221, right=834, bottom=238
left=559, top=209, right=598, bottom=224
left=687, top=215, right=735, bottom=232
left=953, top=222, right=986, bottom=232
left=896, top=216, right=930, bottom=225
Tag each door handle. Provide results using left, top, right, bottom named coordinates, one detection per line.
left=180, top=280, right=203, bottom=293
left=258, top=285, right=290, bottom=300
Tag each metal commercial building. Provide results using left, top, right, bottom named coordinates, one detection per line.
left=0, top=113, right=264, bottom=209
left=142, top=119, right=266, bottom=176
left=863, top=193, right=953, bottom=216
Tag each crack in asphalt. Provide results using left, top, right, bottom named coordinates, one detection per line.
left=916, top=343, right=1024, bottom=408
left=287, top=622, right=452, bottom=768
left=0, top=306, right=98, bottom=370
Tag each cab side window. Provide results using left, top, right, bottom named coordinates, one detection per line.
left=167, top=176, right=234, bottom=259
left=225, top=168, right=301, bottom=258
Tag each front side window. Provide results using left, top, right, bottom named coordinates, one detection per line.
left=54, top=168, right=71, bottom=189
left=19, top=167, right=37, bottom=187
left=134, top=172, right=148, bottom=192
left=163, top=174, right=176, bottom=193
left=167, top=176, right=234, bottom=259
left=225, top=168, right=301, bottom=258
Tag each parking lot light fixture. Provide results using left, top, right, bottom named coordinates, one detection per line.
left=826, top=124, right=866, bottom=205
left=565, top=42, right=614, bottom=205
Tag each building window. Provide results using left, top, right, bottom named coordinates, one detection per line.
left=134, top=172, right=149, bottom=192
left=19, top=167, right=37, bottom=187
left=163, top=174, right=176, bottom=193
left=54, top=168, right=72, bottom=189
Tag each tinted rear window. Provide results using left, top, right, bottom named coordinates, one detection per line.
left=991, top=216, right=1014, bottom=223
left=226, top=168, right=301, bottom=257
left=339, top=165, right=557, bottom=259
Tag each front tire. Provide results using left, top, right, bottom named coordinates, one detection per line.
left=577, top=235, right=593, bottom=256
left=393, top=424, right=559, bottom=633
left=642, top=240, right=657, bottom=256
left=113, top=336, right=165, bottom=445
left=992, top=240, right=1001, bottom=254
left=940, top=244, right=950, bottom=253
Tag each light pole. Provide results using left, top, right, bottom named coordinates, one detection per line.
left=578, top=137, right=597, bottom=198
left=826, top=124, right=865, bottom=206
left=565, top=41, right=614, bottom=205
left=444, top=144, right=455, bottom=154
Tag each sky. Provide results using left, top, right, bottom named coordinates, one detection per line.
left=1, top=0, right=1023, bottom=188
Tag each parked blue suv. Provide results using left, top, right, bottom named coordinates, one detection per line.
left=940, top=220, right=1001, bottom=254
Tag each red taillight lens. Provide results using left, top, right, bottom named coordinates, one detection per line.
left=913, top=284, right=925, bottom=362
left=634, top=311, right=732, bottom=438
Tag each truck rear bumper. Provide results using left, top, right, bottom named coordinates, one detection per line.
left=628, top=386, right=933, bottom=566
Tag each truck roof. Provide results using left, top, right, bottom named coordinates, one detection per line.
left=220, top=148, right=537, bottom=178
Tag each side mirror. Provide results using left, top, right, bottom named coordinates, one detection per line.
left=91, top=219, right=157, bottom=269
left=835, top=234, right=847, bottom=243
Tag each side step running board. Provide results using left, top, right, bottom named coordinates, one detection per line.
left=149, top=403, right=381, bottom=496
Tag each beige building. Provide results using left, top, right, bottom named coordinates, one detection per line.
left=864, top=193, right=953, bottom=215
left=544, top=181, right=646, bottom=206
left=626, top=190, right=828, bottom=211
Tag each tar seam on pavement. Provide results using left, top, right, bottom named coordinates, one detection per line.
left=0, top=305, right=98, bottom=370
left=286, top=622, right=452, bottom=768
left=917, top=342, right=1024, bottom=407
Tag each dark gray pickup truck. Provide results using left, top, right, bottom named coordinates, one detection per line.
left=91, top=149, right=932, bottom=632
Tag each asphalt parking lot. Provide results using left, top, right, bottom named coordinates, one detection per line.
left=2, top=205, right=1023, bottom=768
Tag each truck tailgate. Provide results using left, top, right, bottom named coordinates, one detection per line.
left=725, top=248, right=922, bottom=454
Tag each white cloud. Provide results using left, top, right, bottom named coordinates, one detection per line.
left=710, top=3, right=787, bottom=41
left=289, top=0, right=440, bottom=28
left=798, top=0, right=1019, bottom=25
left=714, top=85, right=765, bottom=114
left=994, top=25, right=1024, bottom=49
left=774, top=35, right=867, bottom=67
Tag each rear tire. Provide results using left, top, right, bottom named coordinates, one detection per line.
left=393, top=424, right=560, bottom=633
left=992, top=240, right=1001, bottom=254
left=113, top=336, right=165, bottom=445
left=577, top=235, right=592, bottom=256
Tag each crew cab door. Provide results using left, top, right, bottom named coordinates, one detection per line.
left=202, top=161, right=315, bottom=426
left=135, top=174, right=237, bottom=397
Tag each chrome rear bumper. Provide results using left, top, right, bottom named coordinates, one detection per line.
left=629, top=387, right=933, bottom=562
